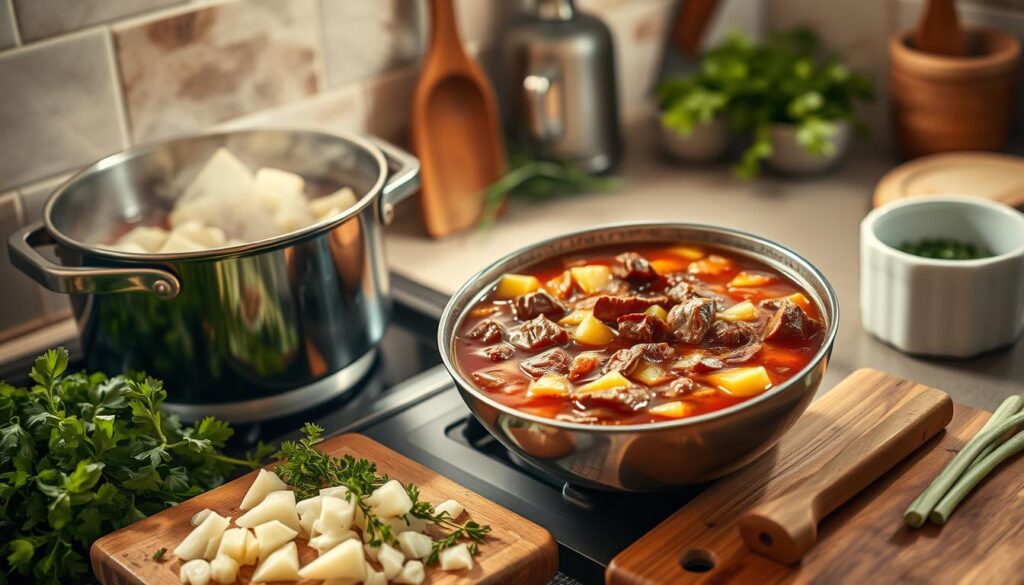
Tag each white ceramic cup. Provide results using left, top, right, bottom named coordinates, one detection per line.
left=861, top=195, right=1024, bottom=357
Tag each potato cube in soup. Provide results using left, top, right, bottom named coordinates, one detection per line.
left=309, top=187, right=358, bottom=221
left=527, top=374, right=571, bottom=397
left=558, top=309, right=590, bottom=327
left=716, top=300, right=758, bottom=322
left=495, top=274, right=542, bottom=299
left=630, top=361, right=672, bottom=386
left=688, top=255, right=733, bottom=276
left=644, top=304, right=668, bottom=321
left=254, top=167, right=305, bottom=195
left=649, top=401, right=696, bottom=418
left=569, top=265, right=612, bottom=294
left=650, top=258, right=689, bottom=275
left=545, top=270, right=574, bottom=299
left=667, top=245, right=706, bottom=260
left=706, top=366, right=772, bottom=397
left=786, top=292, right=813, bottom=312
left=180, top=147, right=253, bottom=204
left=729, top=271, right=774, bottom=288
left=574, top=314, right=615, bottom=346
left=576, top=371, right=631, bottom=394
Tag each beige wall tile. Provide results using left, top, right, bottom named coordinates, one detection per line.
left=0, top=193, right=47, bottom=341
left=217, top=81, right=368, bottom=137
left=320, top=0, right=424, bottom=88
left=12, top=0, right=184, bottom=43
left=361, top=64, right=420, bottom=146
left=113, top=0, right=322, bottom=144
left=0, top=0, right=17, bottom=49
left=0, top=29, right=127, bottom=192
left=453, top=0, right=524, bottom=52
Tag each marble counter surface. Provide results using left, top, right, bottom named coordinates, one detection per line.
left=385, top=124, right=1023, bottom=409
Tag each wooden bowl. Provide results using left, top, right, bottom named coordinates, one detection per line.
left=889, top=27, right=1020, bottom=158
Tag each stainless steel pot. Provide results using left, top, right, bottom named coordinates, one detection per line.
left=438, top=223, right=839, bottom=491
left=9, top=129, right=419, bottom=422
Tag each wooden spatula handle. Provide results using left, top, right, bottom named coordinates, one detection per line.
left=739, top=391, right=953, bottom=564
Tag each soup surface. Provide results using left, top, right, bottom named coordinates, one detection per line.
left=454, top=244, right=827, bottom=425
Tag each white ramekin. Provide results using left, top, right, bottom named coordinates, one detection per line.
left=861, top=195, right=1024, bottom=358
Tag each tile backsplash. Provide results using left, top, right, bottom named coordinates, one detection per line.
left=0, top=0, right=699, bottom=344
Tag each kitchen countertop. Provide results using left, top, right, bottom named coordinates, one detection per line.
left=385, top=120, right=1024, bottom=410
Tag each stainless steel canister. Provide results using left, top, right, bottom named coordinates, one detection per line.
left=8, top=129, right=419, bottom=422
left=502, top=0, right=621, bottom=172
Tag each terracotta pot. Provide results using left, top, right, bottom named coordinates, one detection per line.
left=889, top=27, right=1020, bottom=158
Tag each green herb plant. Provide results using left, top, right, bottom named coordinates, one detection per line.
left=657, top=28, right=874, bottom=178
left=0, top=348, right=270, bottom=584
left=274, top=423, right=491, bottom=564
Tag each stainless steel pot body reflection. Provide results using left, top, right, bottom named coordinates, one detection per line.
left=9, top=129, right=419, bottom=422
left=439, top=224, right=839, bottom=491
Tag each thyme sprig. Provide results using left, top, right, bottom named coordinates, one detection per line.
left=273, top=424, right=491, bottom=563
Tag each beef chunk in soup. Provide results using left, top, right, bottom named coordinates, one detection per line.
left=720, top=341, right=763, bottom=364
left=764, top=300, right=821, bottom=342
left=706, top=320, right=756, bottom=348
left=662, top=377, right=698, bottom=398
left=671, top=351, right=725, bottom=374
left=513, top=290, right=566, bottom=321
left=665, top=281, right=694, bottom=304
left=603, top=343, right=674, bottom=375
left=668, top=297, right=717, bottom=344
left=617, top=313, right=669, bottom=343
left=520, top=347, right=572, bottom=377
left=568, top=352, right=603, bottom=381
left=472, top=369, right=528, bottom=393
left=481, top=342, right=515, bottom=362
left=612, top=252, right=658, bottom=284
left=466, top=319, right=504, bottom=344
left=577, top=385, right=651, bottom=411
left=508, top=315, right=569, bottom=352
left=593, top=295, right=670, bottom=322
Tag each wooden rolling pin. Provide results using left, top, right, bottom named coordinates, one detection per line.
left=738, top=390, right=953, bottom=564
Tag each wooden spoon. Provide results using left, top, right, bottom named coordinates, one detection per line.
left=738, top=389, right=953, bottom=564
left=411, top=0, right=507, bottom=237
left=914, top=0, right=967, bottom=56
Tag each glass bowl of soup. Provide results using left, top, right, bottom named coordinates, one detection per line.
left=438, top=223, right=839, bottom=491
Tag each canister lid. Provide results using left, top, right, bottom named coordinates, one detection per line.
left=873, top=151, right=1024, bottom=210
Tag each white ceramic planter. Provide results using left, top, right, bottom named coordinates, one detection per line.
left=658, top=116, right=729, bottom=163
left=768, top=121, right=850, bottom=175
left=860, top=196, right=1024, bottom=358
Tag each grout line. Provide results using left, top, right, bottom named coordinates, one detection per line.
left=102, top=26, right=133, bottom=148
left=5, top=0, right=20, bottom=46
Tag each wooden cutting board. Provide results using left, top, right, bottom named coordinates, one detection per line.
left=873, top=151, right=1024, bottom=209
left=608, top=368, right=1019, bottom=584
left=91, top=434, right=558, bottom=585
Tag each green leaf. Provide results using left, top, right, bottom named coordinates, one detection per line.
left=192, top=417, right=234, bottom=446
left=6, top=538, right=34, bottom=571
left=66, top=460, right=104, bottom=494
left=29, top=348, right=69, bottom=388
left=47, top=493, right=71, bottom=529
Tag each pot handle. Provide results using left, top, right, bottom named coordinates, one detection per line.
left=371, top=138, right=420, bottom=225
left=8, top=223, right=182, bottom=300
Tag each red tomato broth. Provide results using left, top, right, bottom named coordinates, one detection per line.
left=454, top=243, right=827, bottom=425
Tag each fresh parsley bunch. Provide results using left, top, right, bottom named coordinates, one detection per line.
left=657, top=28, right=874, bottom=178
left=0, top=348, right=270, bottom=584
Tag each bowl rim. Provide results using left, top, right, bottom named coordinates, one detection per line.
left=437, top=221, right=840, bottom=434
left=41, top=127, right=389, bottom=262
left=862, top=194, right=1024, bottom=267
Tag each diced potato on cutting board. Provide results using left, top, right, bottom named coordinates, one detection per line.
left=569, top=265, right=612, bottom=294
left=576, top=371, right=631, bottom=394
left=707, top=366, right=772, bottom=397
left=574, top=314, right=615, bottom=346
left=495, top=274, right=542, bottom=299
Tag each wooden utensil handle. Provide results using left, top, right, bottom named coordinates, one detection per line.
left=739, top=391, right=953, bottom=564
